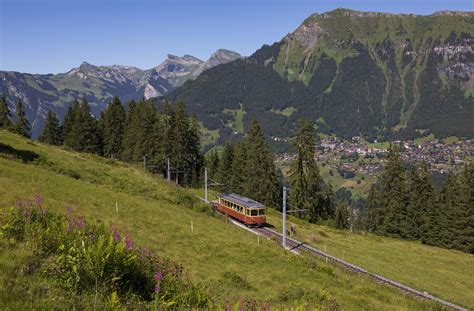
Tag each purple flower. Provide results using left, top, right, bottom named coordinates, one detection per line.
left=124, top=231, right=134, bottom=250
left=34, top=190, right=42, bottom=207
left=154, top=272, right=163, bottom=281
left=112, top=227, right=121, bottom=242
left=154, top=284, right=161, bottom=293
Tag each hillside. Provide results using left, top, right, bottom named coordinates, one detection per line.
left=167, top=9, right=474, bottom=146
left=0, top=130, right=473, bottom=309
left=0, top=49, right=241, bottom=138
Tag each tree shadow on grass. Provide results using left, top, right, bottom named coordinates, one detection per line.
left=0, top=142, right=40, bottom=163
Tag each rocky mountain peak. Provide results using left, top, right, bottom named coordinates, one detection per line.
left=203, top=49, right=241, bottom=70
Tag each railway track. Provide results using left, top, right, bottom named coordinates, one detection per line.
left=252, top=226, right=467, bottom=311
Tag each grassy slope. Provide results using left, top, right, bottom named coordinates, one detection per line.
left=266, top=210, right=474, bottom=309
left=0, top=131, right=467, bottom=309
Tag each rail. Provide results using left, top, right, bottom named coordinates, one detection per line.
left=252, top=226, right=467, bottom=311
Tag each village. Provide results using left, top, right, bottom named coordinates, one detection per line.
left=276, top=136, right=474, bottom=178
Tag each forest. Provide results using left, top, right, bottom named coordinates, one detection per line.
left=1, top=94, right=472, bottom=253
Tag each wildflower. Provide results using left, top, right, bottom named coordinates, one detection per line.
left=154, top=272, right=163, bottom=281
left=124, top=230, right=134, bottom=250
left=112, top=227, right=121, bottom=242
left=154, top=284, right=161, bottom=293
left=77, top=215, right=86, bottom=229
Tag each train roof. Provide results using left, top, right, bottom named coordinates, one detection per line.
left=218, top=193, right=265, bottom=209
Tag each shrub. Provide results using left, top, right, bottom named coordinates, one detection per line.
left=175, top=188, right=197, bottom=209
left=0, top=197, right=209, bottom=308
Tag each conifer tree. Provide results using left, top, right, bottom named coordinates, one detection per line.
left=245, top=119, right=280, bottom=208
left=407, top=164, right=440, bottom=243
left=229, top=141, right=248, bottom=195
left=458, top=163, right=474, bottom=253
left=378, top=144, right=410, bottom=238
left=62, top=101, right=79, bottom=146
left=217, top=141, right=234, bottom=190
left=438, top=172, right=463, bottom=249
left=335, top=204, right=350, bottom=229
left=14, top=99, right=30, bottom=138
left=63, top=99, right=101, bottom=154
left=0, top=94, right=11, bottom=128
left=365, top=182, right=384, bottom=232
left=186, top=115, right=203, bottom=186
left=100, top=96, right=126, bottom=158
left=39, top=109, right=62, bottom=145
left=288, top=118, right=333, bottom=223
left=121, top=100, right=139, bottom=161
left=206, top=149, right=220, bottom=180
left=78, top=99, right=102, bottom=154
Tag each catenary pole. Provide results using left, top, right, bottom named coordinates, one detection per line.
left=205, top=167, right=208, bottom=203
left=282, top=186, right=287, bottom=249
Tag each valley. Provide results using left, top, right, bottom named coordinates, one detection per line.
left=1, top=130, right=473, bottom=309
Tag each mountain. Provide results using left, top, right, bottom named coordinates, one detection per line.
left=0, top=49, right=241, bottom=138
left=167, top=9, right=474, bottom=146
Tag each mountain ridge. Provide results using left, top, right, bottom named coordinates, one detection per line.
left=0, top=49, right=242, bottom=137
left=166, top=8, right=474, bottom=147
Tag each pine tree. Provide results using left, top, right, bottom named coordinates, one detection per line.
left=186, top=114, right=203, bottom=186
left=407, top=164, right=440, bottom=243
left=245, top=119, right=280, bottom=208
left=335, top=204, right=350, bottom=229
left=121, top=100, right=139, bottom=161
left=365, top=182, right=384, bottom=232
left=459, top=163, right=474, bottom=253
left=206, top=149, right=220, bottom=180
left=63, top=99, right=101, bottom=154
left=62, top=101, right=78, bottom=146
left=378, top=144, right=410, bottom=238
left=0, top=94, right=11, bottom=128
left=438, top=172, right=463, bottom=249
left=14, top=99, right=30, bottom=138
left=39, top=109, right=62, bottom=145
left=288, top=118, right=332, bottom=223
left=444, top=164, right=474, bottom=253
left=229, top=141, right=248, bottom=195
left=217, top=141, right=234, bottom=190
left=100, top=96, right=126, bottom=158
left=78, top=99, right=102, bottom=154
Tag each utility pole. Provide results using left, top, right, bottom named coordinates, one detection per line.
left=282, top=186, right=287, bottom=249
left=167, top=158, right=171, bottom=181
left=204, top=167, right=208, bottom=203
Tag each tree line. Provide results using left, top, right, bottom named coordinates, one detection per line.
left=207, top=118, right=335, bottom=223
left=364, top=145, right=473, bottom=254
left=0, top=95, right=203, bottom=187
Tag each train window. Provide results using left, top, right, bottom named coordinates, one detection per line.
left=259, top=209, right=265, bottom=215
left=251, top=209, right=258, bottom=216
left=246, top=209, right=250, bottom=216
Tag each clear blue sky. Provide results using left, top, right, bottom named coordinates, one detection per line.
left=1, top=0, right=472, bottom=74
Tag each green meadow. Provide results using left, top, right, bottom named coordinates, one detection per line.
left=0, top=130, right=470, bottom=309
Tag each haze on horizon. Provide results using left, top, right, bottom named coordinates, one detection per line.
left=1, top=0, right=473, bottom=74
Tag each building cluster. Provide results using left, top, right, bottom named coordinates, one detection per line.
left=276, top=136, right=474, bottom=176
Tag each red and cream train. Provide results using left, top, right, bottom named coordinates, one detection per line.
left=215, top=193, right=266, bottom=227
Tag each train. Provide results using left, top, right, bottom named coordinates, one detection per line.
left=215, top=193, right=266, bottom=227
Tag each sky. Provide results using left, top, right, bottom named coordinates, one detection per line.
left=1, top=0, right=473, bottom=74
